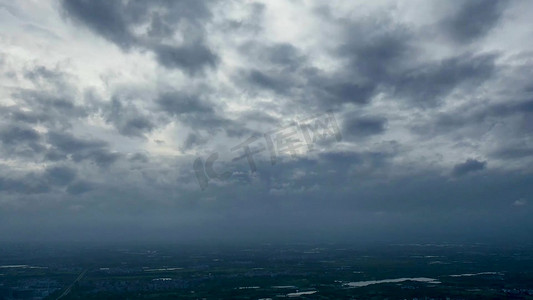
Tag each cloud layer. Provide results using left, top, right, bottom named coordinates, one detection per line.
left=0, top=0, right=532, bottom=243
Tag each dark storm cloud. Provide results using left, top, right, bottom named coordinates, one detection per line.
left=490, top=147, right=533, bottom=160
left=182, top=133, right=209, bottom=151
left=73, top=148, right=121, bottom=166
left=60, top=0, right=218, bottom=75
left=244, top=69, right=295, bottom=94
left=48, top=131, right=106, bottom=152
left=157, top=91, right=213, bottom=116
left=128, top=153, right=149, bottom=163
left=24, top=66, right=63, bottom=82
left=44, top=149, right=68, bottom=162
left=235, top=14, right=496, bottom=111
left=0, top=125, right=40, bottom=144
left=66, top=180, right=93, bottom=195
left=153, top=43, right=218, bottom=75
left=443, top=0, right=507, bottom=43
left=311, top=14, right=499, bottom=108
left=234, top=22, right=416, bottom=109
left=0, top=175, right=50, bottom=194
left=343, top=116, right=387, bottom=138
left=157, top=91, right=250, bottom=138
left=120, top=117, right=154, bottom=137
left=412, top=97, right=533, bottom=138
left=14, top=93, right=79, bottom=118
left=44, top=165, right=77, bottom=186
left=47, top=132, right=121, bottom=166
left=486, top=99, right=533, bottom=117
left=241, top=42, right=305, bottom=70
left=452, top=159, right=487, bottom=177
left=60, top=0, right=135, bottom=48
left=335, top=19, right=497, bottom=106
left=236, top=110, right=277, bottom=125
left=0, top=125, right=45, bottom=158
left=236, top=41, right=376, bottom=109
left=392, top=53, right=497, bottom=106
left=313, top=80, right=375, bottom=106
left=4, top=68, right=88, bottom=131
left=105, top=97, right=154, bottom=137
left=319, top=150, right=394, bottom=171
left=206, top=148, right=396, bottom=195
left=235, top=43, right=306, bottom=98
left=0, top=165, right=80, bottom=195
left=337, top=25, right=412, bottom=83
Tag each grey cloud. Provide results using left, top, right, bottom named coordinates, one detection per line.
left=0, top=66, right=80, bottom=128
left=105, top=97, right=154, bottom=137
left=319, top=150, right=393, bottom=170
left=452, top=159, right=487, bottom=177
left=24, top=66, right=63, bottom=82
left=266, top=44, right=304, bottom=69
left=48, top=132, right=106, bottom=153
left=128, top=153, right=149, bottom=163
left=319, top=15, right=498, bottom=108
left=9, top=110, right=45, bottom=124
left=410, top=97, right=533, bottom=141
left=45, top=149, right=68, bottom=162
left=66, top=180, right=93, bottom=195
left=235, top=42, right=307, bottom=101
left=237, top=111, right=278, bottom=125
left=343, top=116, right=387, bottom=138
left=244, top=69, right=295, bottom=95
left=0, top=125, right=44, bottom=158
left=0, top=125, right=40, bottom=144
left=392, top=53, right=497, bottom=106
left=120, top=117, right=154, bottom=137
left=44, top=166, right=77, bottom=186
left=443, top=0, right=506, bottom=43
left=214, top=149, right=395, bottom=193
left=72, top=148, right=121, bottom=166
left=157, top=92, right=213, bottom=116
left=153, top=43, right=218, bottom=75
left=0, top=174, right=50, bottom=194
left=236, top=42, right=376, bottom=109
left=318, top=81, right=375, bottom=106
left=485, top=99, right=533, bottom=117
left=236, top=15, right=496, bottom=111
left=336, top=21, right=496, bottom=107
left=1, top=166, right=80, bottom=195
left=241, top=42, right=305, bottom=70
left=182, top=133, right=209, bottom=151
left=337, top=26, right=412, bottom=83
left=47, top=132, right=121, bottom=166
left=157, top=91, right=250, bottom=138
left=60, top=0, right=218, bottom=75
left=59, top=0, right=140, bottom=48
left=490, top=147, right=533, bottom=160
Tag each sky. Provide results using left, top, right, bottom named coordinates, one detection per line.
left=0, top=0, right=532, bottom=244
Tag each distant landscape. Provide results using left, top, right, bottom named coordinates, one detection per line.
left=1, top=243, right=532, bottom=299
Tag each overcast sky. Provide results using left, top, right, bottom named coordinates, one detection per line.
left=0, top=0, right=532, bottom=244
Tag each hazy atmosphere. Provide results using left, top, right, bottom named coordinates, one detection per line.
left=1, top=0, right=532, bottom=244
